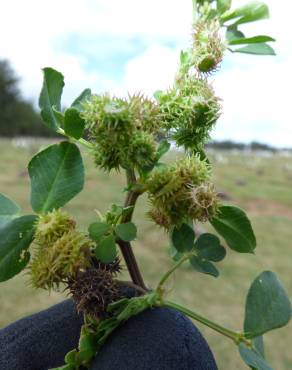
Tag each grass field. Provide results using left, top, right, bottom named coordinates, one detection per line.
left=0, top=138, right=292, bottom=369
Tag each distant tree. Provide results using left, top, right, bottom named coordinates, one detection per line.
left=0, top=60, right=56, bottom=137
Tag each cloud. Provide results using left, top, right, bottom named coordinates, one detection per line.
left=0, top=0, right=291, bottom=146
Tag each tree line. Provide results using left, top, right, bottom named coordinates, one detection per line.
left=0, top=60, right=56, bottom=137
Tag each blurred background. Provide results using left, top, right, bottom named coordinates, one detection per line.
left=0, top=0, right=291, bottom=369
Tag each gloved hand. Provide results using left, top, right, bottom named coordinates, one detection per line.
left=0, top=300, right=217, bottom=370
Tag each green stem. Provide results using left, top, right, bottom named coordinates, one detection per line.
left=165, top=300, right=250, bottom=345
left=157, top=254, right=190, bottom=291
left=57, top=128, right=94, bottom=149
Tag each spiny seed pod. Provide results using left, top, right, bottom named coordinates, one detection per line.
left=123, top=131, right=158, bottom=171
left=128, top=93, right=160, bottom=133
left=188, top=183, right=219, bottom=222
left=159, top=77, right=220, bottom=150
left=34, top=209, right=76, bottom=246
left=147, top=208, right=172, bottom=229
left=192, top=19, right=226, bottom=74
left=29, top=230, right=92, bottom=290
left=82, top=94, right=134, bottom=136
left=67, top=268, right=121, bottom=319
left=146, top=156, right=215, bottom=227
left=91, top=257, right=122, bottom=276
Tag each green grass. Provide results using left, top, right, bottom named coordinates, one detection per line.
left=1, top=139, right=292, bottom=369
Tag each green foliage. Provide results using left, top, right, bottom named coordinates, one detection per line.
left=210, top=205, right=256, bottom=253
left=220, top=1, right=269, bottom=25
left=64, top=108, right=86, bottom=139
left=194, top=233, right=226, bottom=262
left=114, top=222, right=137, bottom=242
left=0, top=193, right=20, bottom=226
left=171, top=223, right=195, bottom=253
left=28, top=141, right=84, bottom=213
left=88, top=222, right=112, bottom=240
left=71, top=88, right=91, bottom=111
left=239, top=343, right=272, bottom=370
left=0, top=215, right=37, bottom=282
left=95, top=234, right=117, bottom=263
left=189, top=255, right=219, bottom=277
left=217, top=0, right=232, bottom=14
left=39, top=68, right=64, bottom=131
left=228, top=35, right=275, bottom=45
left=244, top=271, right=292, bottom=338
left=231, top=43, right=276, bottom=55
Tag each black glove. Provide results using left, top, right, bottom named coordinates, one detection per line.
left=0, top=300, right=217, bottom=370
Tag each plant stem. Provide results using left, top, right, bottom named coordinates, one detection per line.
left=117, top=169, right=147, bottom=291
left=165, top=300, right=250, bottom=345
left=157, top=254, right=190, bottom=291
left=57, top=128, right=94, bottom=149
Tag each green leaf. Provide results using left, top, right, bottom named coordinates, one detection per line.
left=0, top=215, right=37, bottom=282
left=226, top=28, right=245, bottom=42
left=232, top=43, right=276, bottom=55
left=239, top=343, right=273, bottom=370
left=95, top=234, right=117, bottom=263
left=244, top=271, right=292, bottom=338
left=64, top=108, right=86, bottom=139
left=252, top=336, right=265, bottom=358
left=210, top=205, right=256, bottom=253
left=71, top=88, right=91, bottom=111
left=217, top=0, right=232, bottom=14
left=195, top=233, right=226, bottom=262
left=0, top=193, right=20, bottom=226
left=89, top=222, right=112, bottom=240
left=115, top=222, right=137, bottom=242
left=39, top=67, right=64, bottom=131
left=189, top=256, right=219, bottom=278
left=157, top=140, right=171, bottom=160
left=171, top=223, right=195, bottom=253
left=221, top=1, right=269, bottom=26
left=28, top=141, right=84, bottom=213
left=229, top=35, right=275, bottom=45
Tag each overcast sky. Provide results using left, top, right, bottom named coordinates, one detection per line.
left=0, top=0, right=291, bottom=147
